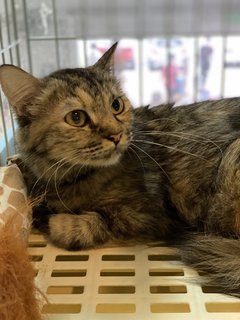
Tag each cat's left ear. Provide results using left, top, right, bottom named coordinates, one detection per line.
left=93, top=42, right=118, bottom=73
left=0, top=64, right=40, bottom=115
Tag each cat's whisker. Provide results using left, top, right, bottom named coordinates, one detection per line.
left=43, top=155, right=82, bottom=199
left=75, top=160, right=90, bottom=182
left=57, top=156, right=81, bottom=184
left=138, top=129, right=226, bottom=143
left=57, top=157, right=88, bottom=186
left=42, top=158, right=67, bottom=200
left=128, top=146, right=145, bottom=174
left=135, top=130, right=224, bottom=157
left=15, top=153, right=34, bottom=165
left=135, top=130, right=226, bottom=148
left=133, top=139, right=213, bottom=163
left=159, top=130, right=227, bottom=143
left=146, top=117, right=180, bottom=126
left=136, top=130, right=211, bottom=142
left=30, top=158, right=66, bottom=196
left=130, top=142, right=171, bottom=181
left=50, top=153, right=91, bottom=211
left=53, top=155, right=92, bottom=214
left=31, top=151, right=87, bottom=200
left=53, top=160, right=76, bottom=215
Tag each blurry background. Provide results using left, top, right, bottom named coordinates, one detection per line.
left=1, top=0, right=240, bottom=163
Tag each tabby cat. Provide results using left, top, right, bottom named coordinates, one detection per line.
left=0, top=43, right=240, bottom=297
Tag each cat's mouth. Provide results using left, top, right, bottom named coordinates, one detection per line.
left=88, top=142, right=128, bottom=167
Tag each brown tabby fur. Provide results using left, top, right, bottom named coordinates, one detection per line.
left=1, top=43, right=240, bottom=297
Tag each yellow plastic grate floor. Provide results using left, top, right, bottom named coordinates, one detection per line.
left=28, top=232, right=240, bottom=320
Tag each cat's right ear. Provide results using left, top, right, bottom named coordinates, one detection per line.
left=92, top=42, right=118, bottom=73
left=0, top=64, right=40, bottom=115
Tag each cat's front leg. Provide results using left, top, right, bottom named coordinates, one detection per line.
left=48, top=212, right=110, bottom=250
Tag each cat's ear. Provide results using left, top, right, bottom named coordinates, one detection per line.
left=93, top=42, right=118, bottom=73
left=0, top=64, right=40, bottom=114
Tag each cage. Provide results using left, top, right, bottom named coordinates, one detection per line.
left=1, top=0, right=240, bottom=319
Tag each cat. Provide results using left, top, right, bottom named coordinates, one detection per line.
left=0, top=42, right=240, bottom=298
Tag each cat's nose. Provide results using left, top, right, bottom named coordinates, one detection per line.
left=107, top=132, right=122, bottom=146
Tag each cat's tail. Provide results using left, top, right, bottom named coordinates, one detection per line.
left=173, top=233, right=240, bottom=297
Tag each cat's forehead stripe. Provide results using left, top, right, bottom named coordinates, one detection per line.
left=74, top=88, right=94, bottom=106
left=49, top=68, right=105, bottom=97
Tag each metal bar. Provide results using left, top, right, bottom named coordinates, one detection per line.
left=29, top=36, right=78, bottom=41
left=22, top=0, right=32, bottom=72
left=135, top=0, right=144, bottom=106
left=11, top=0, right=21, bottom=66
left=2, top=0, right=17, bottom=151
left=0, top=10, right=9, bottom=160
left=220, top=36, right=226, bottom=98
left=83, top=39, right=87, bottom=67
left=0, top=38, right=21, bottom=54
left=3, top=0, right=16, bottom=141
left=52, top=0, right=60, bottom=69
left=8, top=0, right=20, bottom=138
left=193, top=37, right=199, bottom=102
left=0, top=15, right=6, bottom=64
left=138, top=39, right=143, bottom=106
left=0, top=2, right=17, bottom=142
left=166, top=37, right=171, bottom=103
left=4, top=0, right=13, bottom=62
left=81, top=0, right=87, bottom=67
left=0, top=95, right=10, bottom=157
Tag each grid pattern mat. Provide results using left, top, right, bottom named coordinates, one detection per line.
left=28, top=232, right=240, bottom=320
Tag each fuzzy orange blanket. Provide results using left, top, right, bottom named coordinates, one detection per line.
left=0, top=164, right=42, bottom=320
left=0, top=220, right=42, bottom=320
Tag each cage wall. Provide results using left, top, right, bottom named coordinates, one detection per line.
left=1, top=1, right=240, bottom=318
left=2, top=0, right=240, bottom=164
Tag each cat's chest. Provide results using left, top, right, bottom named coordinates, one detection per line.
left=45, top=179, right=99, bottom=212
left=44, top=169, right=118, bottom=213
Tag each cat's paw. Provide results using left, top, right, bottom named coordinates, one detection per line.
left=48, top=212, right=109, bottom=250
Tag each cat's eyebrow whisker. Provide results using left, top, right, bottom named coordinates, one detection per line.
left=130, top=142, right=171, bottom=181
left=133, top=139, right=213, bottom=163
left=135, top=130, right=224, bottom=158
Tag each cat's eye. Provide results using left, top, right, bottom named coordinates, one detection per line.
left=64, top=110, right=87, bottom=127
left=111, top=98, right=124, bottom=115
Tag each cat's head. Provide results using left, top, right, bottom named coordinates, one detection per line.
left=0, top=43, right=133, bottom=178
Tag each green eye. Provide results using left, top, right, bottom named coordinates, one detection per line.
left=111, top=98, right=124, bottom=115
left=65, top=110, right=87, bottom=127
